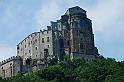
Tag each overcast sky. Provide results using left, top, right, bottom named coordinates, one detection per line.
left=0, top=0, right=124, bottom=61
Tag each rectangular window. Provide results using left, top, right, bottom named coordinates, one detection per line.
left=47, top=37, right=49, bottom=42
left=42, top=38, right=44, bottom=43
left=67, top=40, right=70, bottom=45
left=35, top=39, right=37, bottom=43
left=47, top=45, right=49, bottom=48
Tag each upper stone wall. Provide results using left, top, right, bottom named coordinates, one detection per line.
left=65, top=6, right=86, bottom=15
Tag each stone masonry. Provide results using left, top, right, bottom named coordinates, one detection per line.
left=0, top=6, right=98, bottom=78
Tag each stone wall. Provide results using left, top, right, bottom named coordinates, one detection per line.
left=0, top=56, right=22, bottom=78
left=17, top=30, right=55, bottom=65
left=70, top=52, right=95, bottom=62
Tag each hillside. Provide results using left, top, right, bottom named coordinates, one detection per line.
left=0, top=56, right=124, bottom=82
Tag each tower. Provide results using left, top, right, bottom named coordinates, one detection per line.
left=57, top=6, right=98, bottom=62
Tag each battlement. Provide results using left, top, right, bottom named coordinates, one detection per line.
left=0, top=56, right=21, bottom=66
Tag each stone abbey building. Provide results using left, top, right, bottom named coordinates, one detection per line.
left=0, top=6, right=98, bottom=78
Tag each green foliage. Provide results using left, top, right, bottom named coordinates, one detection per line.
left=72, top=57, right=85, bottom=69
left=49, top=58, right=58, bottom=65
left=0, top=57, right=124, bottom=82
left=35, top=65, right=64, bottom=81
left=51, top=78, right=59, bottom=82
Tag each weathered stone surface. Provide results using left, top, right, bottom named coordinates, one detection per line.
left=0, top=6, right=98, bottom=78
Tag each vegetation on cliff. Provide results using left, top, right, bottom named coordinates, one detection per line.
left=0, top=56, right=124, bottom=82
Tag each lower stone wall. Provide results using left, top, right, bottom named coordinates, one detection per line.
left=70, top=52, right=95, bottom=62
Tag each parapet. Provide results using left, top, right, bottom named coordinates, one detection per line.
left=0, top=56, right=21, bottom=66
left=47, top=26, right=51, bottom=30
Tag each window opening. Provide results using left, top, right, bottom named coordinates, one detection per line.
left=35, top=39, right=37, bottom=43
left=47, top=45, right=49, bottom=48
left=47, top=37, right=49, bottom=42
left=42, top=38, right=44, bottom=43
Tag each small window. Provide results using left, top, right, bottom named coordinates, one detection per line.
left=36, top=55, right=37, bottom=57
left=29, top=50, right=30, bottom=53
left=35, top=39, right=37, bottom=43
left=67, top=40, right=70, bottom=45
left=47, top=37, right=49, bottom=42
left=81, top=38, right=83, bottom=41
left=29, top=42, right=30, bottom=45
left=17, top=46, right=19, bottom=50
left=42, top=32, right=44, bottom=34
left=47, top=45, right=49, bottom=48
left=80, top=44, right=83, bottom=49
left=2, top=67, right=3, bottom=69
left=36, top=47, right=37, bottom=50
left=86, top=59, right=88, bottom=62
left=47, top=31, right=48, bottom=34
left=25, top=45, right=26, bottom=48
left=10, top=63, right=12, bottom=66
left=31, top=41, right=32, bottom=44
left=42, top=38, right=44, bottom=43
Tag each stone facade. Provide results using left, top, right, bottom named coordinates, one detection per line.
left=0, top=56, right=22, bottom=78
left=0, top=6, right=98, bottom=78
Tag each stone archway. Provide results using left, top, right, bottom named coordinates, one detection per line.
left=25, top=57, right=32, bottom=65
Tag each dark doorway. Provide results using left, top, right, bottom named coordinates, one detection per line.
left=26, top=58, right=31, bottom=65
